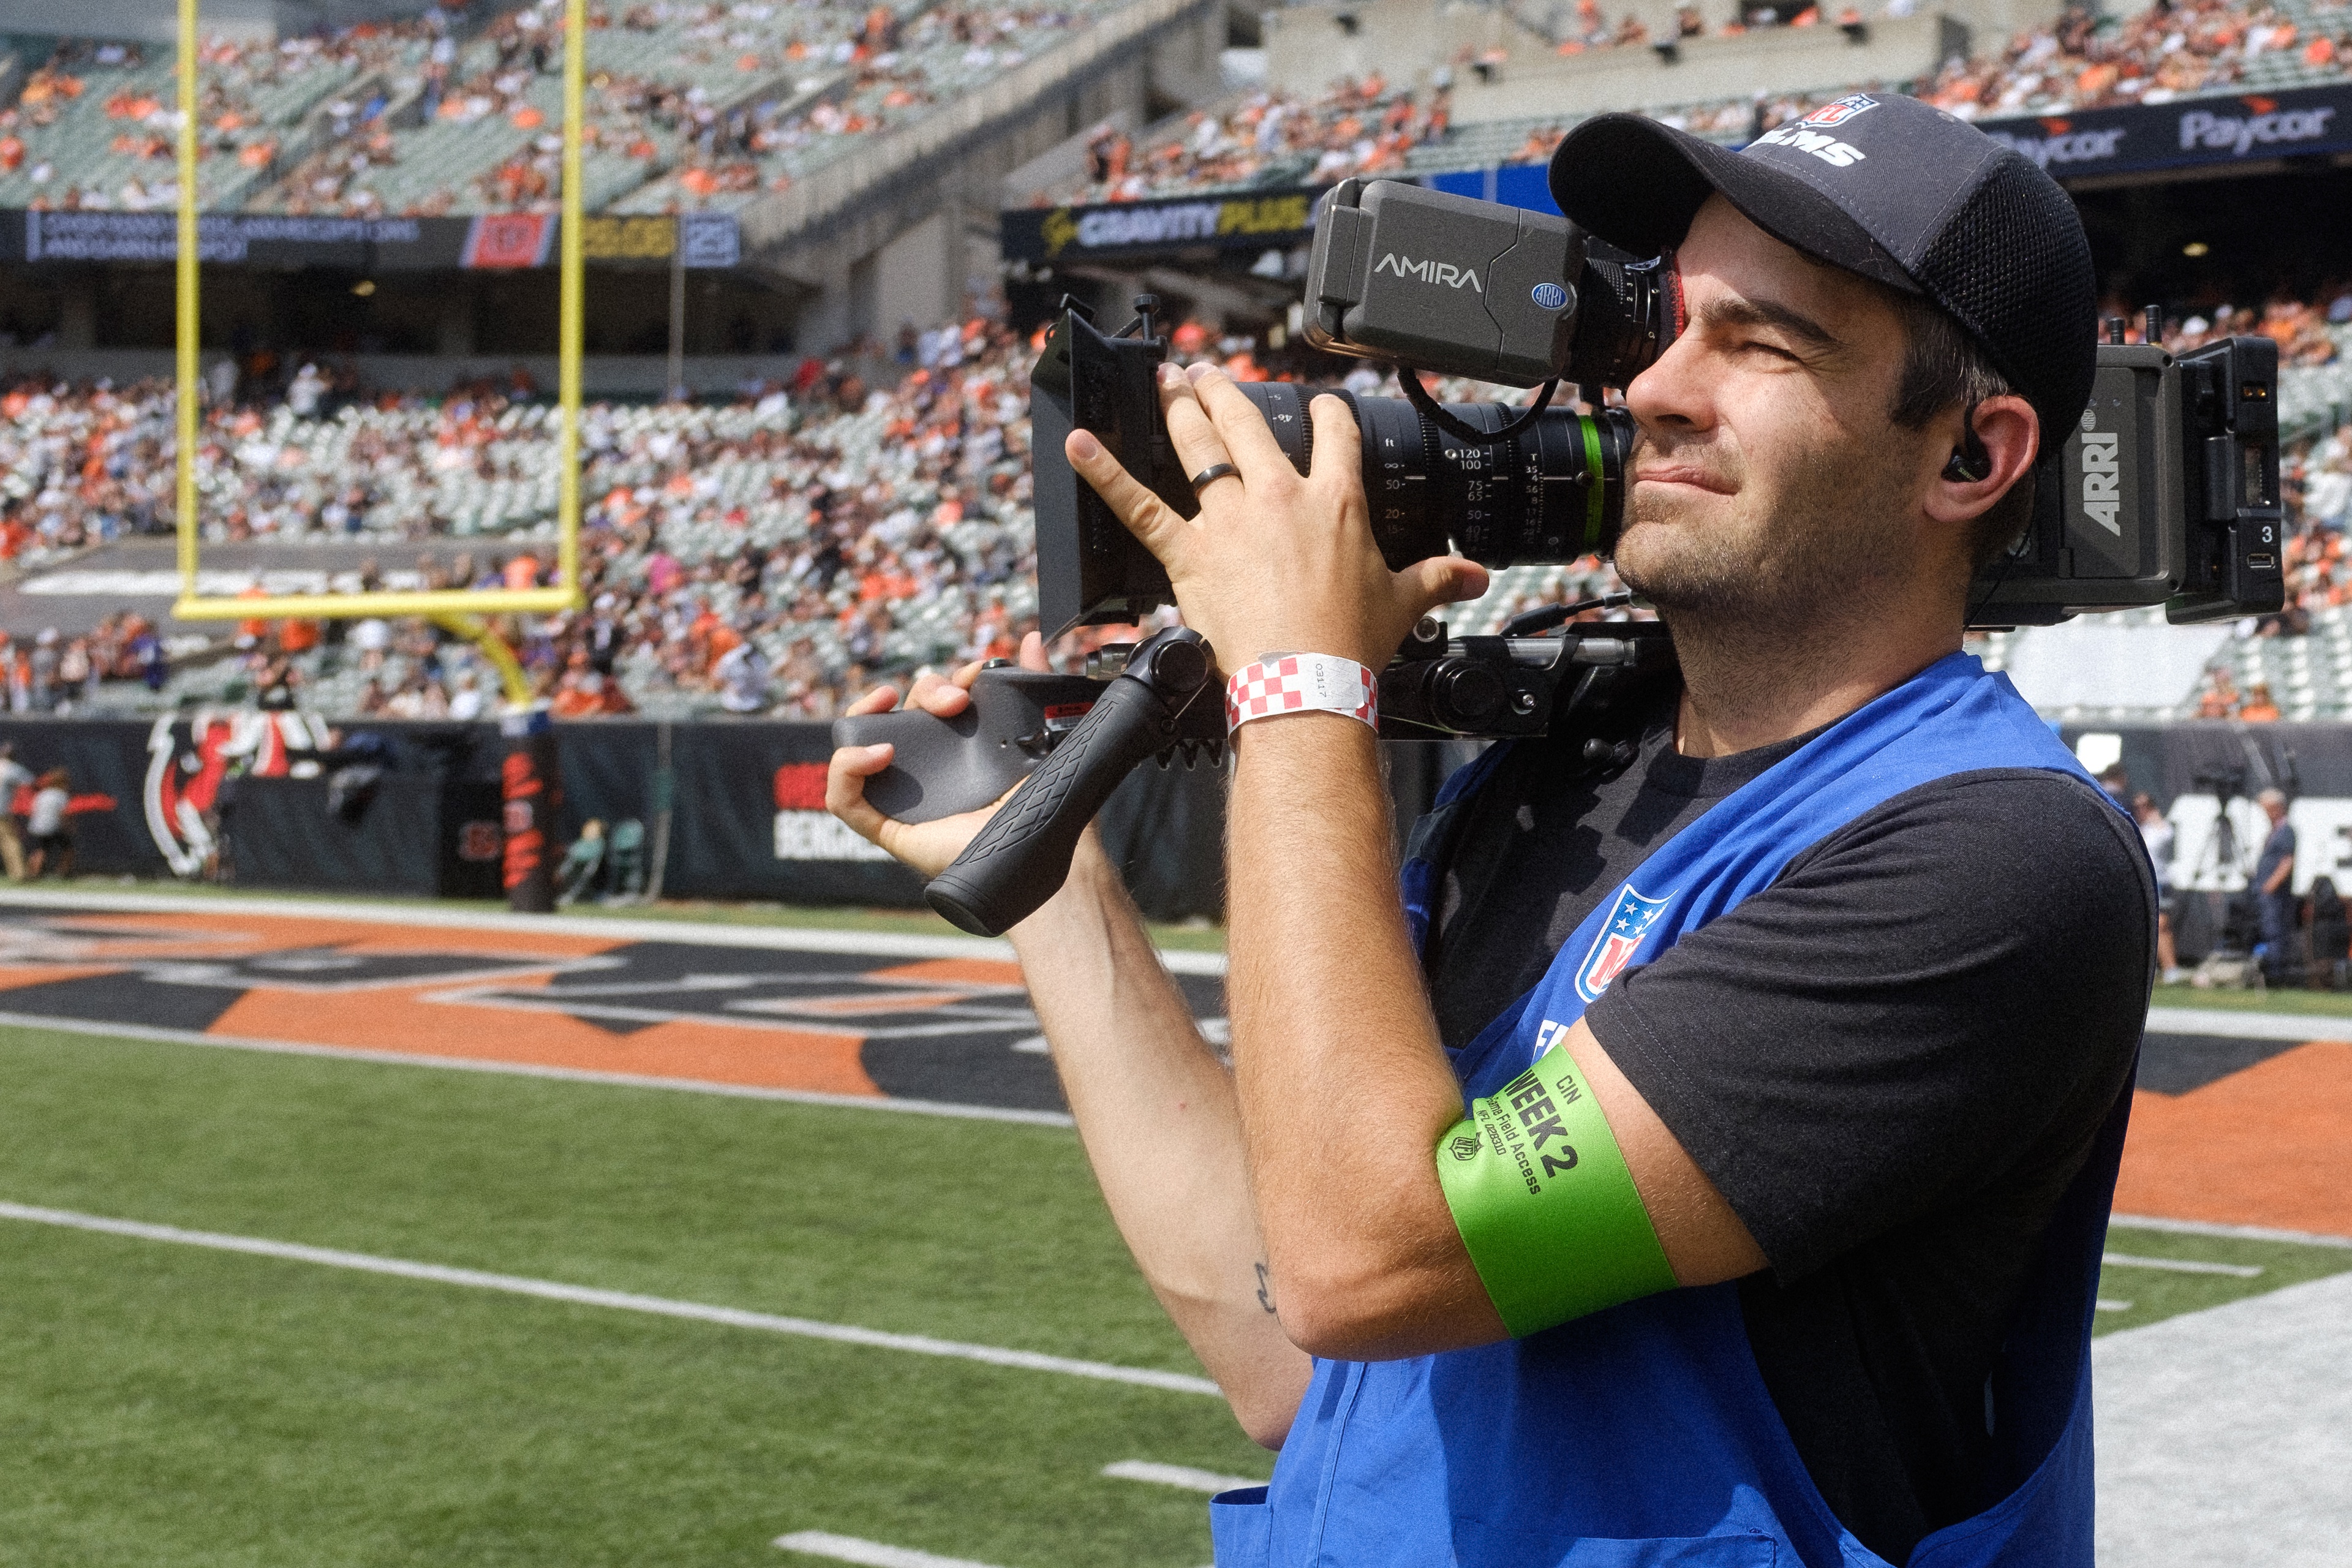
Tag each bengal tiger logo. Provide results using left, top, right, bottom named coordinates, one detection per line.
left=143, top=709, right=329, bottom=875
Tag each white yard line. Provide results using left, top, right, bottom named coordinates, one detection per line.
left=1101, top=1460, right=1268, bottom=1494
left=0, top=1201, right=1219, bottom=1397
left=2143, top=1006, right=2352, bottom=1042
left=2103, top=1252, right=2264, bottom=1278
left=0, top=886, right=1229, bottom=975
left=2095, top=1299, right=2134, bottom=1312
left=774, top=1533, right=1008, bottom=1568
left=2111, top=1213, right=2352, bottom=1250
left=0, top=1010, right=1077, bottom=1128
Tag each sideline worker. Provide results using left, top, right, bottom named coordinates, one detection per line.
left=831, top=94, right=2152, bottom=1567
left=2255, top=786, right=2297, bottom=982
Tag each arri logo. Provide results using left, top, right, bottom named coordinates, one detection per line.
left=1531, top=281, right=1569, bottom=311
left=2079, top=409, right=2122, bottom=536
left=1374, top=253, right=1483, bottom=292
left=1752, top=122, right=1867, bottom=168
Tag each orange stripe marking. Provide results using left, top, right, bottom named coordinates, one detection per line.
left=205, top=982, right=883, bottom=1098
left=867, top=957, right=1027, bottom=987
left=2116, top=1041, right=2352, bottom=1240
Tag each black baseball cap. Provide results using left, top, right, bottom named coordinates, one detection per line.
left=1548, top=93, right=2096, bottom=442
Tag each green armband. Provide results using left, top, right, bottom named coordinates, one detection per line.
left=1436, top=1044, right=1676, bottom=1338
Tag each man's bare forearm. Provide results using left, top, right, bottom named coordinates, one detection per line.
left=1010, top=830, right=1313, bottom=1445
left=1226, top=718, right=1505, bottom=1357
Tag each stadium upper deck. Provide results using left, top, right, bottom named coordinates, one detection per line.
left=1024, top=0, right=2352, bottom=206
left=0, top=0, right=1186, bottom=222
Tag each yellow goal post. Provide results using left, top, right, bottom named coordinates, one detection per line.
left=170, top=0, right=589, bottom=699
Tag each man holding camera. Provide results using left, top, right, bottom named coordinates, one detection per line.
left=832, top=95, right=2150, bottom=1567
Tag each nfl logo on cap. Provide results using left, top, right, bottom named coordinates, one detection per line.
left=1801, top=94, right=1880, bottom=129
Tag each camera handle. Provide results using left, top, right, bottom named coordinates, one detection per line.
left=1395, top=366, right=1559, bottom=445
left=925, top=627, right=1215, bottom=937
left=832, top=667, right=1118, bottom=823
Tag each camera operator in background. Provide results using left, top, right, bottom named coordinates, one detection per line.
left=831, top=94, right=2154, bottom=1567
left=2255, top=786, right=2297, bottom=982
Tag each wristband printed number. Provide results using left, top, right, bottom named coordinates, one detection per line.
left=1435, top=1035, right=1677, bottom=1338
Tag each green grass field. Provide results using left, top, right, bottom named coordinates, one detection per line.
left=0, top=1023, right=1265, bottom=1567
left=2, top=991, right=2347, bottom=1565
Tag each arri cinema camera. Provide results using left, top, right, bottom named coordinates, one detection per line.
left=840, top=178, right=2286, bottom=935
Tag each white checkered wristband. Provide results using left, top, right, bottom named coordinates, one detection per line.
left=1224, top=652, right=1379, bottom=734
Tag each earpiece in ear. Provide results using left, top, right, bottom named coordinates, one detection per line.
left=1945, top=408, right=1992, bottom=483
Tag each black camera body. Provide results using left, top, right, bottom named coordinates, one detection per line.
left=1304, top=177, right=1675, bottom=395
left=1988, top=336, right=2283, bottom=627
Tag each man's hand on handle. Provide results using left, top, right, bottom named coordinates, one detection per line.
left=825, top=631, right=1050, bottom=878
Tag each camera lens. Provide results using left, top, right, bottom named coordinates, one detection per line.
left=1233, top=383, right=1636, bottom=571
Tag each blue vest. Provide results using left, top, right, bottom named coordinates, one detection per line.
left=1209, top=652, right=2140, bottom=1568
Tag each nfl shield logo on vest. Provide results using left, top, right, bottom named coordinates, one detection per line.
left=1574, top=883, right=1674, bottom=1003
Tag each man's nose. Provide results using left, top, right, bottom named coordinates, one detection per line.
left=1623, top=334, right=1713, bottom=434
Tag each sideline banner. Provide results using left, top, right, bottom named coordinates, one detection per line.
left=1, top=211, right=736, bottom=271
left=1401, top=85, right=2352, bottom=210
left=0, top=715, right=1223, bottom=916
left=1970, top=86, right=2352, bottom=181
left=1000, top=186, right=1330, bottom=265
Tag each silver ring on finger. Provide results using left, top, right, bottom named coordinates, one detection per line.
left=1189, top=462, right=1240, bottom=493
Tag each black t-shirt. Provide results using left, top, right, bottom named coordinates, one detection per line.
left=1422, top=686, right=2152, bottom=1564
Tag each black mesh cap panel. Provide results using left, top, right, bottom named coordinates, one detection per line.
left=1912, top=150, right=2098, bottom=444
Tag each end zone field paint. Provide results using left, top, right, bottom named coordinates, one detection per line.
left=2126, top=1022, right=2352, bottom=1239
left=0, top=892, right=2339, bottom=1246
left=0, top=894, right=1226, bottom=1120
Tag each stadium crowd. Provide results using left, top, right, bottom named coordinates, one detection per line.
left=1921, top=0, right=2341, bottom=118
left=1034, top=0, right=2352, bottom=206
left=1047, top=76, right=1444, bottom=204
left=5, top=0, right=1138, bottom=224
left=1, top=23, right=440, bottom=214
left=15, top=274, right=2352, bottom=719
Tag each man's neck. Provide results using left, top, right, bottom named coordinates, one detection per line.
left=1665, top=603, right=1962, bottom=760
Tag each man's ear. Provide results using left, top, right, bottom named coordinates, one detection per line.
left=1924, top=393, right=2037, bottom=527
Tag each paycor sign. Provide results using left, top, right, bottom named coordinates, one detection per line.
left=2178, top=104, right=2335, bottom=155
left=1977, top=86, right=2352, bottom=179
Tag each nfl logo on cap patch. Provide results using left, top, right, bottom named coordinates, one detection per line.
left=1802, top=94, right=1880, bottom=129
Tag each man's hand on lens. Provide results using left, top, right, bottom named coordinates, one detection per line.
left=825, top=630, right=1050, bottom=878
left=1065, top=361, right=1490, bottom=673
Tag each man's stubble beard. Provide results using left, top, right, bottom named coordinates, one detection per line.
left=1612, top=422, right=1921, bottom=645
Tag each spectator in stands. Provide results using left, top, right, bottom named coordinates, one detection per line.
left=2239, top=680, right=2283, bottom=721
left=28, top=628, right=60, bottom=712
left=2196, top=668, right=2242, bottom=717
